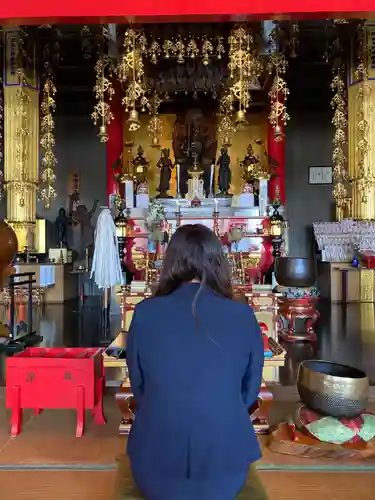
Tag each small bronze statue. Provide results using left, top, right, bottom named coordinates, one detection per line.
left=55, top=208, right=70, bottom=247
left=217, top=146, right=232, bottom=197
left=71, top=200, right=99, bottom=259
left=157, top=148, right=174, bottom=198
left=132, top=145, right=149, bottom=185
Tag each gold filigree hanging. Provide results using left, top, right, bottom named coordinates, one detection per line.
left=174, top=36, right=186, bottom=64
left=147, top=92, right=163, bottom=147
left=91, top=54, right=115, bottom=142
left=331, top=55, right=349, bottom=210
left=218, top=94, right=236, bottom=146
left=12, top=70, right=32, bottom=209
left=353, top=24, right=372, bottom=204
left=216, top=36, right=225, bottom=60
left=149, top=38, right=161, bottom=64
left=117, top=28, right=149, bottom=131
left=201, top=36, right=213, bottom=65
left=289, top=22, right=299, bottom=58
left=268, top=50, right=289, bottom=140
left=40, top=76, right=57, bottom=208
left=228, top=25, right=262, bottom=126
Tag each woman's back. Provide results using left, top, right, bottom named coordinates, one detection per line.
left=130, top=284, right=257, bottom=402
left=126, top=224, right=265, bottom=500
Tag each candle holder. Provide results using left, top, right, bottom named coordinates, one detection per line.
left=208, top=163, right=215, bottom=198
left=175, top=211, right=181, bottom=229
left=213, top=209, right=220, bottom=238
left=176, top=163, right=182, bottom=199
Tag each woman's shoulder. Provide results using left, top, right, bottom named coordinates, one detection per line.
left=221, top=296, right=256, bottom=316
left=134, top=294, right=168, bottom=313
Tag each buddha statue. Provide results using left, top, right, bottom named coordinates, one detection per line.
left=216, top=146, right=232, bottom=197
left=132, top=146, right=150, bottom=185
left=241, top=143, right=261, bottom=182
left=156, top=148, right=174, bottom=198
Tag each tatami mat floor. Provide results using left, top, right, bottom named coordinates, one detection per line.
left=0, top=391, right=375, bottom=498
left=1, top=471, right=375, bottom=500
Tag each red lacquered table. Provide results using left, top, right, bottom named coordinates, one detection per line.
left=6, top=347, right=106, bottom=437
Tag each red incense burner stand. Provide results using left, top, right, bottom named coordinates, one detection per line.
left=6, top=348, right=106, bottom=437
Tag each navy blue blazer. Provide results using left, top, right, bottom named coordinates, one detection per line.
left=126, top=283, right=264, bottom=500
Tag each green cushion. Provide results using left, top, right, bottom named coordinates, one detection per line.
left=114, top=456, right=268, bottom=500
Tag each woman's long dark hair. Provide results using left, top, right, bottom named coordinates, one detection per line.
left=154, top=224, right=233, bottom=299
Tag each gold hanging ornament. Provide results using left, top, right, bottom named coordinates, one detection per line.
left=215, top=36, right=225, bottom=60
left=40, top=75, right=57, bottom=208
left=117, top=28, right=148, bottom=132
left=147, top=92, right=163, bottom=148
left=11, top=69, right=33, bottom=209
left=228, top=25, right=262, bottom=127
left=289, top=22, right=299, bottom=58
left=353, top=24, right=372, bottom=204
left=218, top=94, right=236, bottom=146
left=268, top=50, right=289, bottom=141
left=173, top=36, right=186, bottom=64
left=331, top=52, right=349, bottom=211
left=187, top=36, right=199, bottom=60
left=201, top=36, right=213, bottom=65
left=149, top=38, right=161, bottom=64
left=91, top=54, right=115, bottom=142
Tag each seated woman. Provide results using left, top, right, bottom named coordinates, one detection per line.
left=126, top=224, right=267, bottom=500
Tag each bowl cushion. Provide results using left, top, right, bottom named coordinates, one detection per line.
left=296, top=404, right=375, bottom=445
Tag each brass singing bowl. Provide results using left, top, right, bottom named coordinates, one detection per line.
left=297, top=360, right=369, bottom=418
left=275, top=257, right=317, bottom=288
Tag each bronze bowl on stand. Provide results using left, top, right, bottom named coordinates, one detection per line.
left=297, top=360, right=369, bottom=418
left=275, top=257, right=317, bottom=288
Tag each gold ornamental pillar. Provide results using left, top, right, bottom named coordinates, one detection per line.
left=348, top=24, right=375, bottom=220
left=3, top=29, right=39, bottom=249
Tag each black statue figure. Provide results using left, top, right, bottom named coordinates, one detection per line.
left=132, top=145, right=149, bottom=185
left=55, top=208, right=69, bottom=247
left=71, top=200, right=99, bottom=259
left=157, top=148, right=174, bottom=198
left=217, top=146, right=232, bottom=196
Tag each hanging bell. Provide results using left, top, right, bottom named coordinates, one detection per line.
left=223, top=135, right=232, bottom=147
left=274, top=124, right=283, bottom=142
left=235, top=109, right=247, bottom=127
left=151, top=135, right=161, bottom=148
left=127, top=109, right=141, bottom=132
left=99, top=125, right=108, bottom=143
